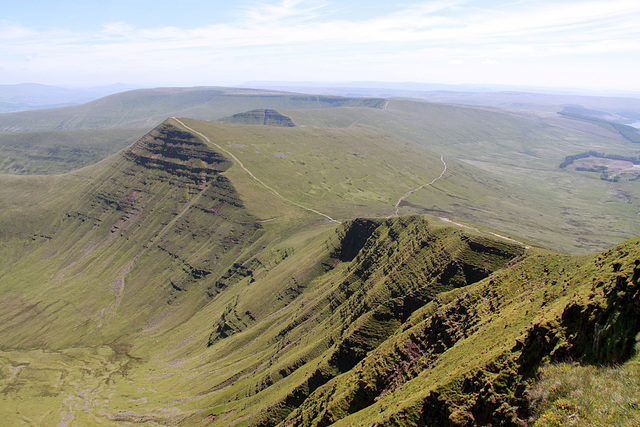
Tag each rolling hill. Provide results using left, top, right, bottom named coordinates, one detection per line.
left=0, top=87, right=385, bottom=132
left=0, top=87, right=384, bottom=175
left=0, top=88, right=639, bottom=426
left=0, top=83, right=124, bottom=113
left=0, top=128, right=146, bottom=174
left=282, top=100, right=640, bottom=253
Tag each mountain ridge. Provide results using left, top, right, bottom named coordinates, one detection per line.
left=0, top=99, right=639, bottom=425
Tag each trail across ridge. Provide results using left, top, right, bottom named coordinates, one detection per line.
left=392, top=155, right=447, bottom=216
left=172, top=118, right=341, bottom=223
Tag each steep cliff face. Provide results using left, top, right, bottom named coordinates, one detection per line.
left=278, top=238, right=640, bottom=427
left=222, top=109, right=296, bottom=127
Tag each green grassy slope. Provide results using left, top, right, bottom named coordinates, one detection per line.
left=0, top=118, right=518, bottom=425
left=0, top=121, right=261, bottom=348
left=0, top=87, right=384, bottom=176
left=0, top=128, right=146, bottom=174
left=1, top=117, right=639, bottom=426
left=285, top=102, right=640, bottom=253
left=173, top=118, right=457, bottom=220
left=530, top=351, right=640, bottom=426
left=281, top=238, right=640, bottom=427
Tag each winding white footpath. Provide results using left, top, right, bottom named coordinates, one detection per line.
left=170, top=122, right=526, bottom=249
left=392, top=155, right=447, bottom=217
left=173, top=117, right=341, bottom=223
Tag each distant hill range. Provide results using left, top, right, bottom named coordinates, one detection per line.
left=0, top=86, right=383, bottom=131
left=0, top=83, right=144, bottom=113
left=0, top=87, right=384, bottom=174
left=1, top=86, right=639, bottom=253
left=242, top=81, right=640, bottom=124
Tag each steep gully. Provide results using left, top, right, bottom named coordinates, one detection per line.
left=96, top=181, right=210, bottom=327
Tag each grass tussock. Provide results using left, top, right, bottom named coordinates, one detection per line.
left=529, top=346, right=640, bottom=426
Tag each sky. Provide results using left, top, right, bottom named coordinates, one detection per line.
left=1, top=0, right=639, bottom=92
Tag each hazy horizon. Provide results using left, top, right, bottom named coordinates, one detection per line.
left=4, top=80, right=640, bottom=100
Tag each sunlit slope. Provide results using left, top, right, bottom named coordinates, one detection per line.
left=0, top=118, right=523, bottom=425
left=146, top=217, right=525, bottom=427
left=0, top=211, right=525, bottom=426
left=0, top=172, right=87, bottom=273
left=285, top=101, right=640, bottom=252
left=282, top=237, right=640, bottom=427
left=172, top=118, right=479, bottom=221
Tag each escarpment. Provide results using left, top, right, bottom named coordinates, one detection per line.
left=221, top=109, right=296, bottom=127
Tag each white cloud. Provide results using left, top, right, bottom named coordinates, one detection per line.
left=237, top=0, right=329, bottom=24
left=101, top=22, right=135, bottom=36
left=0, top=0, right=638, bottom=89
left=0, top=22, right=36, bottom=39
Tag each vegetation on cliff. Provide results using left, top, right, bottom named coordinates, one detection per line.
left=0, top=95, right=639, bottom=426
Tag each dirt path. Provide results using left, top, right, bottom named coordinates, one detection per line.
left=172, top=118, right=341, bottom=223
left=439, top=217, right=530, bottom=247
left=392, top=155, right=447, bottom=216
